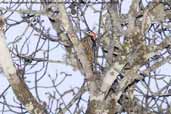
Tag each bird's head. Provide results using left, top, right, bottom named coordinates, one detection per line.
left=86, top=31, right=96, bottom=41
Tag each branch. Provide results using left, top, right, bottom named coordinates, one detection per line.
left=0, top=16, right=48, bottom=114
left=41, top=0, right=95, bottom=80
left=58, top=82, right=86, bottom=114
left=99, top=61, right=126, bottom=100
left=99, top=0, right=140, bottom=100
left=112, top=37, right=171, bottom=102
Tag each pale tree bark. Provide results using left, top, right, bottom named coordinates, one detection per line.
left=0, top=17, right=48, bottom=114
left=40, top=0, right=171, bottom=114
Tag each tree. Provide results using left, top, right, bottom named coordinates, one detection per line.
left=0, top=0, right=171, bottom=114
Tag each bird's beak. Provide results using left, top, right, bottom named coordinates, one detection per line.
left=90, top=32, right=96, bottom=41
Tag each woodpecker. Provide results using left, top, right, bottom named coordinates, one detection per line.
left=81, top=31, right=96, bottom=69
left=65, top=31, right=96, bottom=71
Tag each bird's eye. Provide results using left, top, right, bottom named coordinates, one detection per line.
left=87, top=31, right=91, bottom=34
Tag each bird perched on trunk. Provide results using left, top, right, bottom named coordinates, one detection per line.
left=65, top=31, right=96, bottom=71
left=81, top=31, right=96, bottom=69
